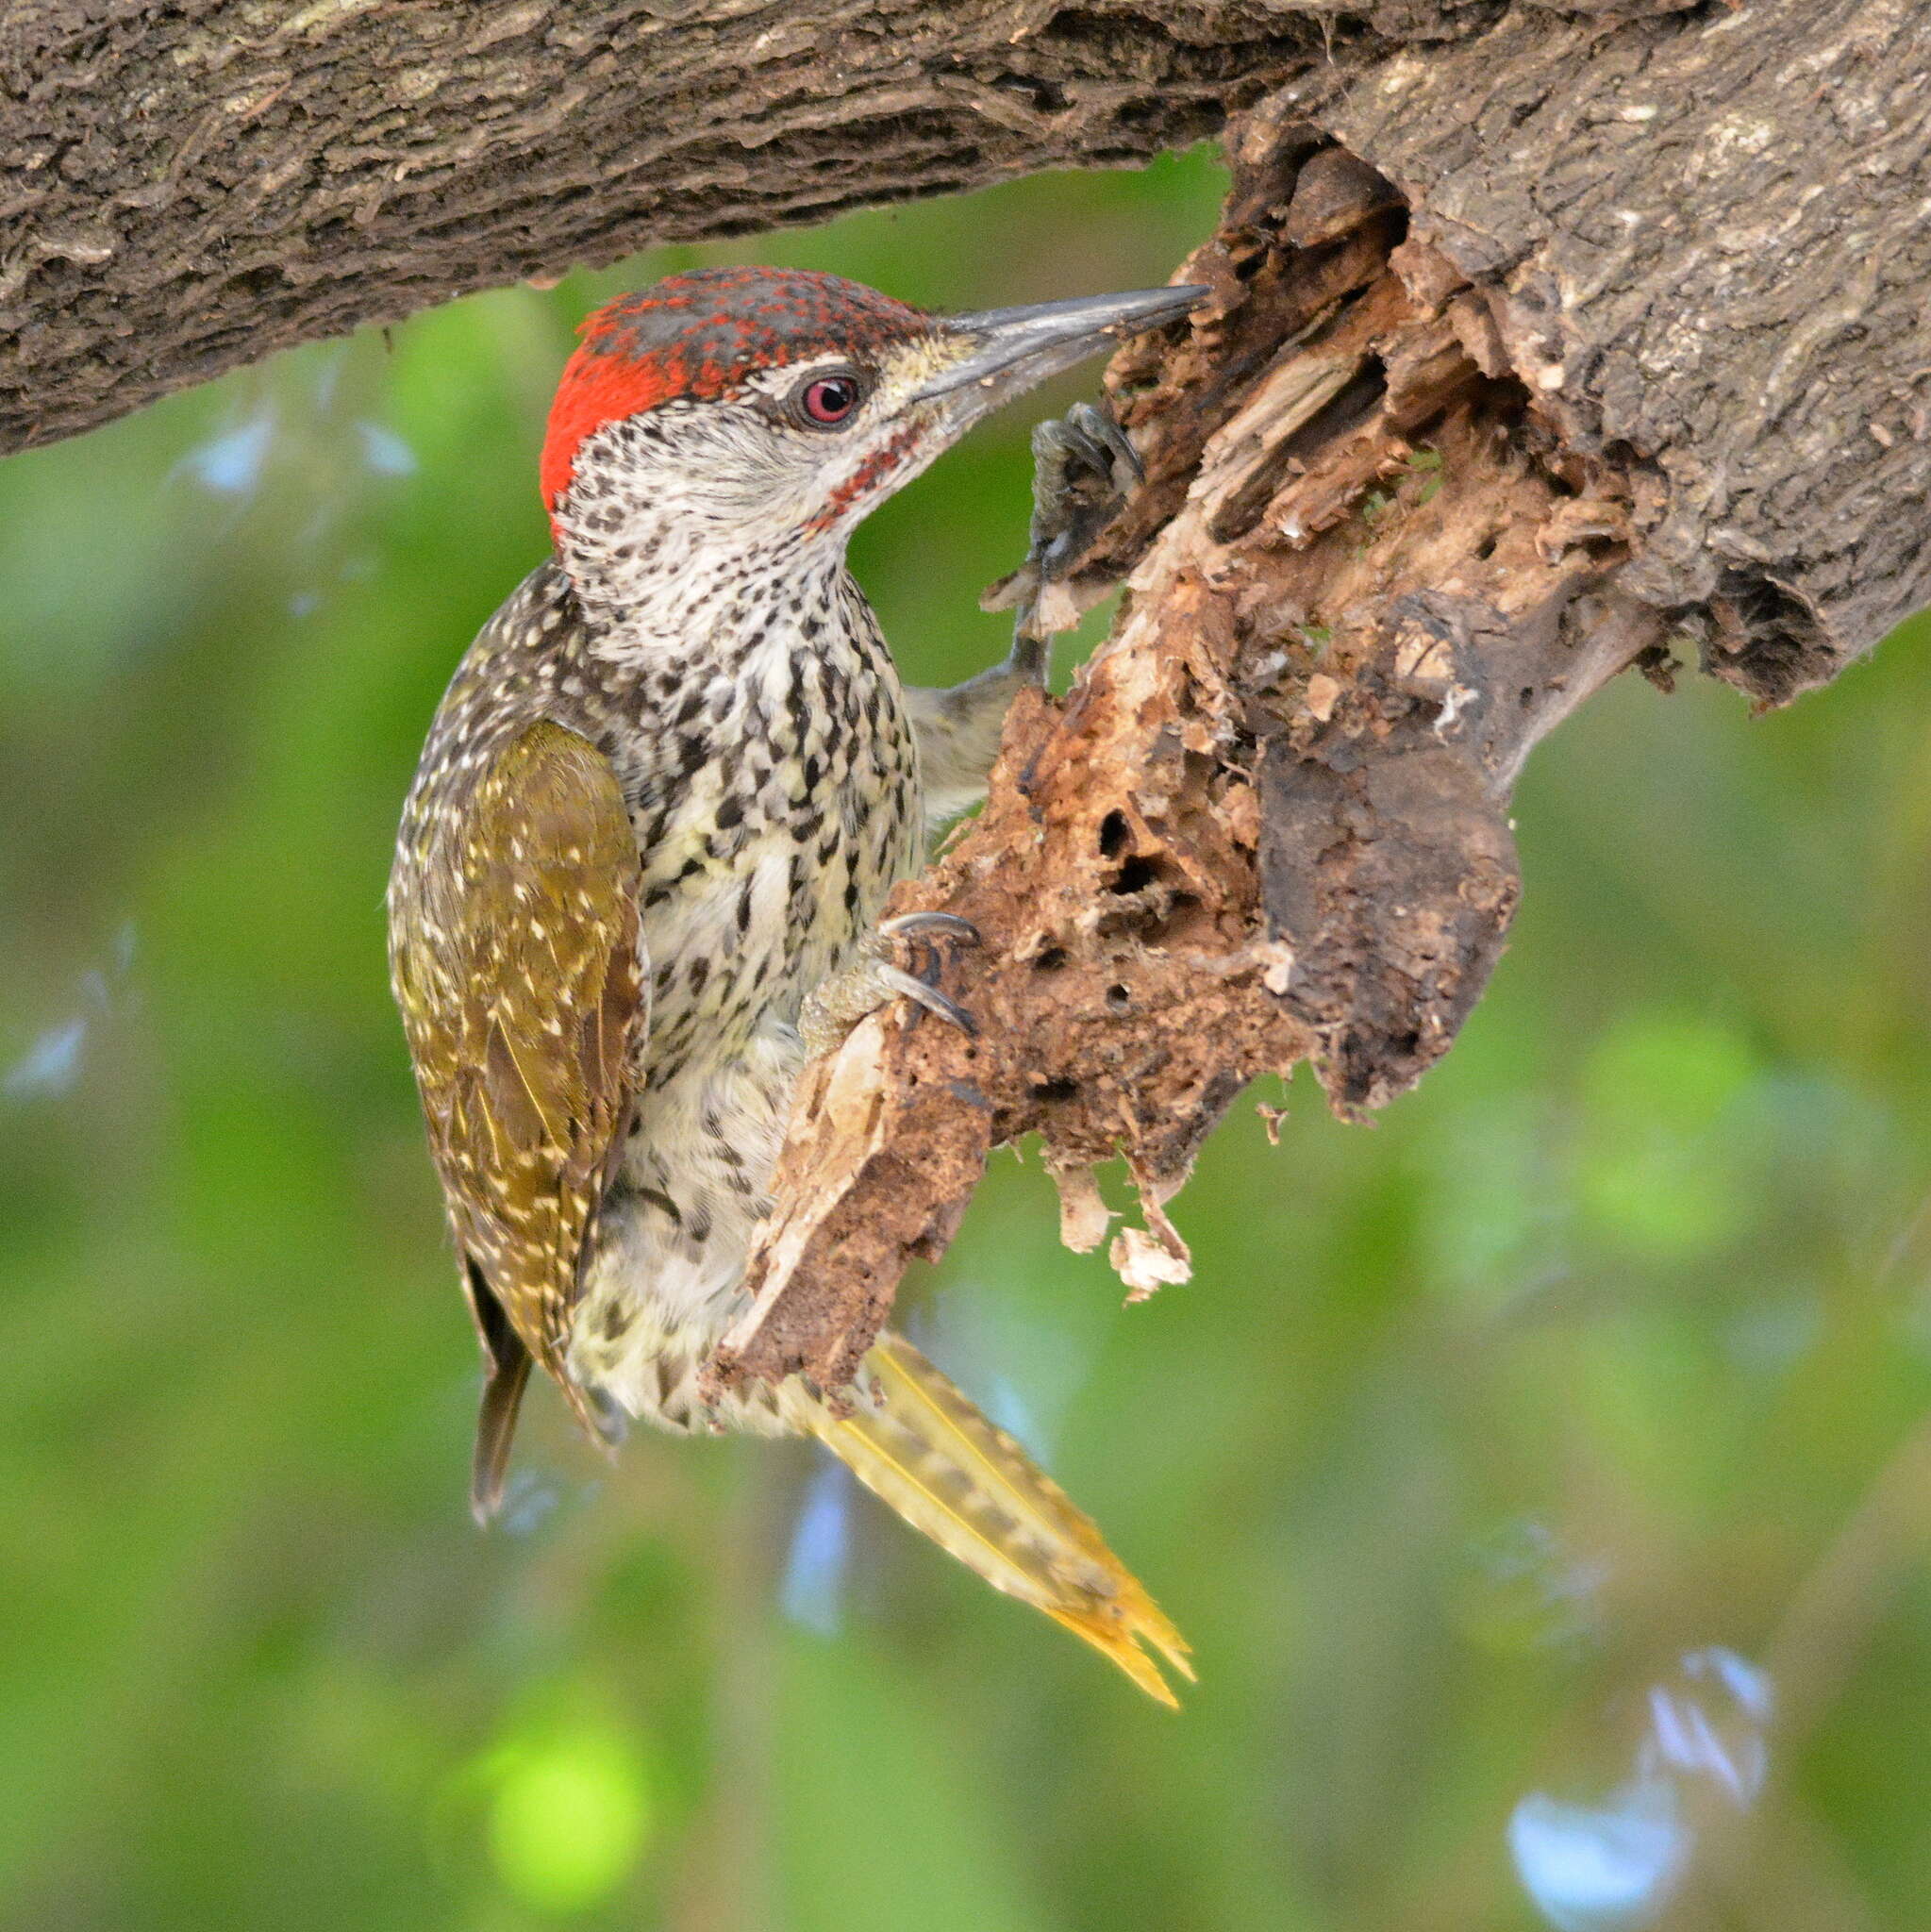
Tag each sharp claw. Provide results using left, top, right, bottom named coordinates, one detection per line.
left=919, top=939, right=941, bottom=980
left=1068, top=400, right=1142, bottom=487
left=1024, top=400, right=1138, bottom=595
left=997, top=400, right=1142, bottom=682
left=883, top=910, right=981, bottom=945
left=907, top=939, right=941, bottom=1032
left=875, top=963, right=978, bottom=1040
left=931, top=991, right=978, bottom=1040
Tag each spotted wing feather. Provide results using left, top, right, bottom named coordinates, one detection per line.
left=392, top=720, right=644, bottom=1518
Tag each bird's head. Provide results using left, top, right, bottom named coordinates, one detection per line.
left=541, top=266, right=1204, bottom=587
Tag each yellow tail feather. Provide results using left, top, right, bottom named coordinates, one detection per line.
left=807, top=1331, right=1193, bottom=1707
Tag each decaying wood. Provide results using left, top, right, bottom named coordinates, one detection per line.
left=712, top=0, right=1931, bottom=1394
left=1293, top=0, right=1931, bottom=705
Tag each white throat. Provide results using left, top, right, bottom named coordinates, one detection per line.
left=554, top=406, right=852, bottom=658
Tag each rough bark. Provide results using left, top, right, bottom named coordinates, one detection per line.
left=1294, top=0, right=1931, bottom=704
left=710, top=0, right=1931, bottom=1393
left=4, top=0, right=1392, bottom=453
left=0, top=0, right=1753, bottom=457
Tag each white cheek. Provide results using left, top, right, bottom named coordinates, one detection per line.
left=563, top=407, right=802, bottom=537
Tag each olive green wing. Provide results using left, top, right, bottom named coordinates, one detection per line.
left=392, top=720, right=644, bottom=1522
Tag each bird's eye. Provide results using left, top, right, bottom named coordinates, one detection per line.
left=796, top=372, right=864, bottom=427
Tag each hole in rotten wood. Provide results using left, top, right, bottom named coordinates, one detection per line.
left=1030, top=1078, right=1079, bottom=1103
left=1162, top=891, right=1206, bottom=936
left=1113, top=854, right=1160, bottom=895
left=1106, top=984, right=1133, bottom=1013
left=1034, top=946, right=1068, bottom=972
left=1211, top=356, right=1392, bottom=544
left=1098, top=809, right=1130, bottom=858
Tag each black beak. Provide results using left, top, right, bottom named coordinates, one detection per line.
left=914, top=284, right=1208, bottom=423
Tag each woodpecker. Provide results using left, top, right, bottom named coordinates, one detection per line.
left=388, top=266, right=1204, bottom=1703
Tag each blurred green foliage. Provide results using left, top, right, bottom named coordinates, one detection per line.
left=4, top=147, right=1931, bottom=1931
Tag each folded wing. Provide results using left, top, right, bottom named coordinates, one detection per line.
left=391, top=720, right=645, bottom=1518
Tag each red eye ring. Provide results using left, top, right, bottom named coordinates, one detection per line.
left=799, top=374, right=861, bottom=426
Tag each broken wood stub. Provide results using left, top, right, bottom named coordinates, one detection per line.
left=712, top=102, right=1673, bottom=1396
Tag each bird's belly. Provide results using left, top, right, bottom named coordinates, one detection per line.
left=563, top=1030, right=802, bottom=1439
left=636, top=830, right=805, bottom=1081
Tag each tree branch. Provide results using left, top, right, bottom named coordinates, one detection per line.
left=1, top=1, right=1758, bottom=456
left=4, top=0, right=1391, bottom=453
left=709, top=0, right=1931, bottom=1393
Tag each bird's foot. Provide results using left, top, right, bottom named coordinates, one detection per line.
left=1028, top=400, right=1142, bottom=586
left=985, top=400, right=1142, bottom=685
left=801, top=912, right=981, bottom=1058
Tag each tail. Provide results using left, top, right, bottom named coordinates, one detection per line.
left=806, top=1330, right=1193, bottom=1707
